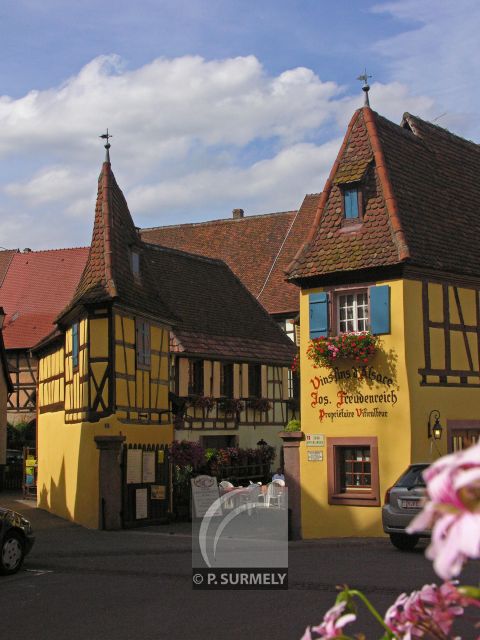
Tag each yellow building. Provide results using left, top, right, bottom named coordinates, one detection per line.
left=34, top=143, right=296, bottom=528
left=287, top=106, right=480, bottom=538
left=0, top=307, right=14, bottom=488
left=35, top=146, right=174, bottom=529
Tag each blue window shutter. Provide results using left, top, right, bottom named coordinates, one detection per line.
left=309, top=292, right=329, bottom=339
left=72, top=323, right=79, bottom=368
left=370, top=285, right=390, bottom=334
left=344, top=188, right=358, bottom=219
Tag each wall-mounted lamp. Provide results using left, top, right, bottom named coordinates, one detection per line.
left=428, top=410, right=443, bottom=440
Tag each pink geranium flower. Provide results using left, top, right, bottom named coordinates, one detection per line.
left=301, top=601, right=356, bottom=639
left=407, top=441, right=480, bottom=579
left=384, top=581, right=473, bottom=639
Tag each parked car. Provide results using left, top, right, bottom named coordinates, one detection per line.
left=0, top=508, right=35, bottom=575
left=382, top=463, right=430, bottom=550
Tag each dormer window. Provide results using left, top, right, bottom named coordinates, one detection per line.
left=343, top=186, right=360, bottom=219
left=131, top=250, right=140, bottom=278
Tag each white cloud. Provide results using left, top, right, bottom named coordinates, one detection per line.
left=372, top=0, right=480, bottom=137
left=130, top=139, right=342, bottom=217
left=0, top=45, right=463, bottom=249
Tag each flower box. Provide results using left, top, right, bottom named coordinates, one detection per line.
left=306, top=332, right=379, bottom=369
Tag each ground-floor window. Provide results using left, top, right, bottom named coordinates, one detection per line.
left=201, top=435, right=237, bottom=450
left=327, top=436, right=380, bottom=506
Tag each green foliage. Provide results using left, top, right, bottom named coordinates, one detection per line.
left=7, top=421, right=35, bottom=449
left=285, top=419, right=301, bottom=432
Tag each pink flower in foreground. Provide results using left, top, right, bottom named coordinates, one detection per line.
left=385, top=581, right=474, bottom=639
left=407, top=440, right=480, bottom=579
left=301, top=601, right=356, bottom=639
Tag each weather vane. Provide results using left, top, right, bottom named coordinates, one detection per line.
left=99, top=128, right=113, bottom=162
left=357, top=70, right=372, bottom=107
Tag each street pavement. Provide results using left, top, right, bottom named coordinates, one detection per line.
left=0, top=492, right=477, bottom=640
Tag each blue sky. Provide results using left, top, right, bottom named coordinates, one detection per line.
left=0, top=0, right=478, bottom=249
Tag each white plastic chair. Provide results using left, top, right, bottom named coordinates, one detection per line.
left=264, top=482, right=283, bottom=508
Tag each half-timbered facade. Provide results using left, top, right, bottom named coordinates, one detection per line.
left=142, top=244, right=296, bottom=452
left=34, top=148, right=296, bottom=528
left=0, top=247, right=88, bottom=425
left=287, top=106, right=480, bottom=538
left=0, top=307, right=14, bottom=487
left=35, top=152, right=174, bottom=528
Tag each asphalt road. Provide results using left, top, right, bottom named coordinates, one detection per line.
left=1, top=493, right=477, bottom=640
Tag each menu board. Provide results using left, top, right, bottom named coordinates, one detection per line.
left=126, top=449, right=142, bottom=484
left=191, top=475, right=221, bottom=518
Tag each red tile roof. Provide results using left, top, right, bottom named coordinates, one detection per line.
left=0, top=248, right=89, bottom=349
left=141, top=193, right=320, bottom=316
left=288, top=107, right=480, bottom=280
left=0, top=250, right=16, bottom=288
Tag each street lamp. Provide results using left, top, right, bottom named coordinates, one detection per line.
left=427, top=410, right=443, bottom=440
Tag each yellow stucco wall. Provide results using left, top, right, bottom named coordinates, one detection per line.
left=37, top=310, right=173, bottom=529
left=37, top=411, right=172, bottom=528
left=299, top=278, right=480, bottom=538
left=299, top=280, right=411, bottom=538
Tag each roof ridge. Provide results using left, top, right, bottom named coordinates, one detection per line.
left=286, top=108, right=364, bottom=278
left=143, top=241, right=230, bottom=267
left=403, top=113, right=480, bottom=151
left=12, top=246, right=89, bottom=254
left=141, top=210, right=297, bottom=232
left=363, top=107, right=410, bottom=261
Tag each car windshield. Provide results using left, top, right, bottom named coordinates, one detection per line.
left=395, top=465, right=428, bottom=488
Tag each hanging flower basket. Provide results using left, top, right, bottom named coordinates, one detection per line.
left=248, top=397, right=272, bottom=412
left=188, top=395, right=215, bottom=412
left=307, top=332, right=379, bottom=369
left=218, top=398, right=244, bottom=414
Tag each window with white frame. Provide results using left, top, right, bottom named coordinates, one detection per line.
left=338, top=291, right=368, bottom=333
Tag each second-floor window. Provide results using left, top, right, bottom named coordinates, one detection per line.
left=343, top=186, right=360, bottom=219
left=72, top=322, right=79, bottom=369
left=188, top=359, right=204, bottom=395
left=136, top=318, right=151, bottom=368
left=220, top=363, right=234, bottom=398
left=338, top=291, right=368, bottom=333
left=248, top=364, right=261, bottom=398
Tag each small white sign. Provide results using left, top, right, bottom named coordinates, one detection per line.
left=126, top=449, right=142, bottom=484
left=307, top=451, right=324, bottom=462
left=305, top=434, right=325, bottom=447
left=191, top=475, right=222, bottom=518
left=135, top=488, right=148, bottom=519
left=142, top=451, right=156, bottom=483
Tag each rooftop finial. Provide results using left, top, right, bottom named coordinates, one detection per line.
left=357, top=69, right=372, bottom=107
left=99, top=129, right=113, bottom=163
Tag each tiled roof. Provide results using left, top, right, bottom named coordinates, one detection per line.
left=144, top=244, right=296, bottom=364
left=288, top=107, right=480, bottom=280
left=0, top=250, right=16, bottom=287
left=60, top=161, right=174, bottom=323
left=141, top=193, right=319, bottom=316
left=0, top=248, right=89, bottom=349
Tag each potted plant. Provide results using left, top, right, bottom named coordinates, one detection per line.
left=306, top=332, right=379, bottom=369
left=248, top=397, right=272, bottom=412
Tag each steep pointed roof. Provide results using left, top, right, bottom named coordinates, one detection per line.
left=287, top=107, right=480, bottom=281
left=59, top=160, right=174, bottom=323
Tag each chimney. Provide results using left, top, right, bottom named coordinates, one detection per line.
left=232, top=208, right=244, bottom=219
